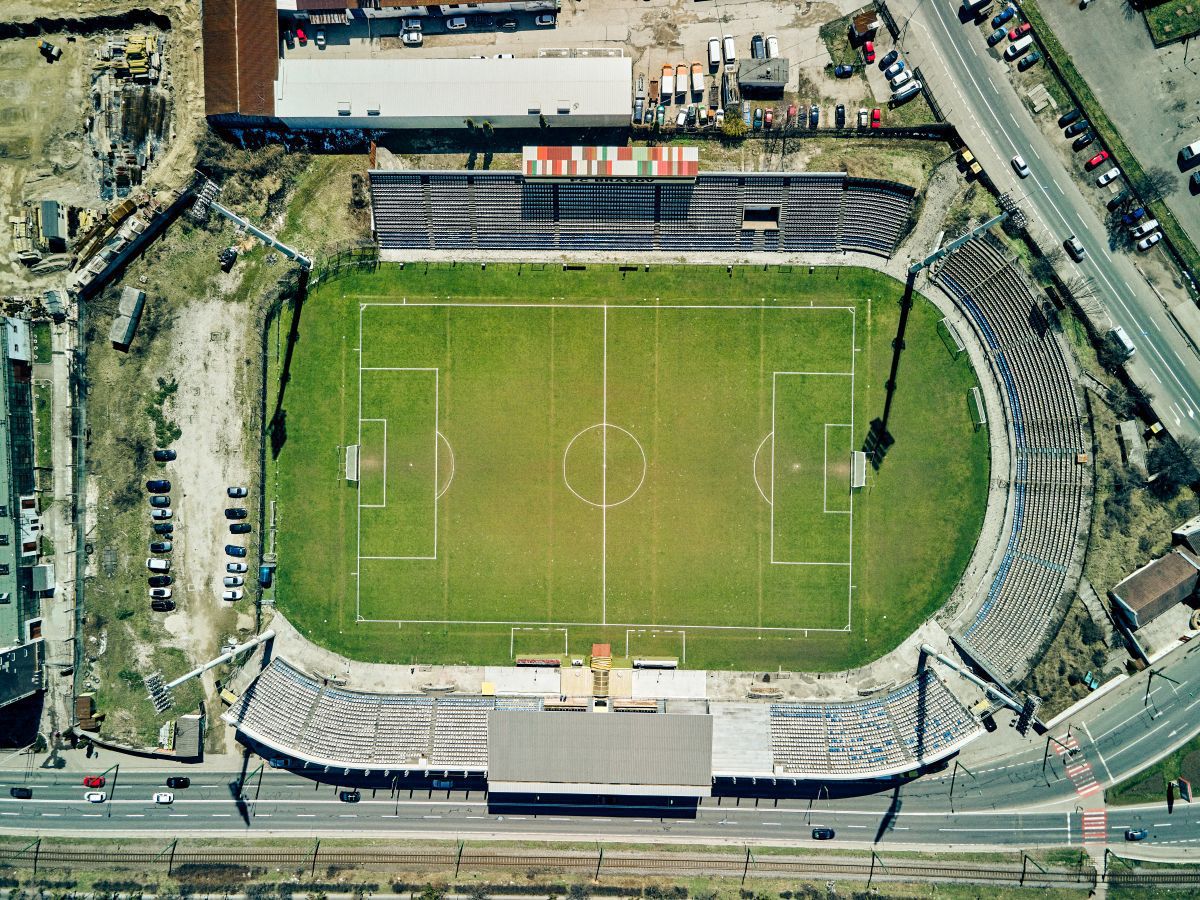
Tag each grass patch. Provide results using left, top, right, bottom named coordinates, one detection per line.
left=1144, top=0, right=1200, bottom=44
left=32, top=321, right=51, bottom=365
left=270, top=263, right=989, bottom=669
left=1109, top=728, right=1200, bottom=805
left=1021, top=0, right=1200, bottom=280
left=33, top=380, right=52, bottom=469
left=1018, top=597, right=1112, bottom=718
left=819, top=12, right=867, bottom=70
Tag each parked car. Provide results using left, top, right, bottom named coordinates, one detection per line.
left=153, top=449, right=176, bottom=462
left=149, top=574, right=172, bottom=587
left=742, top=101, right=751, bottom=127
left=166, top=777, right=191, bottom=789
left=1064, top=233, right=1087, bottom=261
left=1131, top=219, right=1160, bottom=238
left=656, top=105, right=666, bottom=127
left=751, top=33, right=765, bottom=59
left=225, top=507, right=248, bottom=519
left=1017, top=50, right=1041, bottom=70
left=227, top=562, right=248, bottom=574
left=871, top=108, right=882, bottom=128
left=83, top=776, right=105, bottom=788
left=146, top=557, right=170, bottom=573
left=675, top=108, right=687, bottom=128
left=151, top=508, right=172, bottom=520
left=1137, top=233, right=1163, bottom=251
left=890, top=69, right=913, bottom=90
left=149, top=587, right=172, bottom=600
left=259, top=565, right=274, bottom=587
left=1011, top=154, right=1030, bottom=177
left=1065, top=119, right=1089, bottom=137
left=1009, top=22, right=1032, bottom=39
left=494, top=53, right=514, bottom=59
left=295, top=27, right=307, bottom=45
left=340, top=790, right=361, bottom=803
left=764, top=108, right=773, bottom=128
left=446, top=17, right=468, bottom=30
left=884, top=59, right=905, bottom=79
left=1125, top=828, right=1149, bottom=841
left=766, top=34, right=779, bottom=58
left=892, top=80, right=922, bottom=103
left=723, top=34, right=736, bottom=66
left=9, top=787, right=32, bottom=799
left=314, top=31, right=326, bottom=49
left=834, top=64, right=854, bottom=78
left=534, top=13, right=556, bottom=26
left=879, top=49, right=898, bottom=69
left=153, top=522, right=173, bottom=535
left=857, top=107, right=869, bottom=128
left=150, top=540, right=172, bottom=554
left=224, top=576, right=244, bottom=588
left=153, top=792, right=174, bottom=805
left=230, top=523, right=252, bottom=535
left=283, top=30, right=294, bottom=50
left=401, top=31, right=422, bottom=47
left=987, top=27, right=1007, bottom=46
left=1058, top=108, right=1082, bottom=127
left=708, top=37, right=721, bottom=69
left=835, top=104, right=846, bottom=128
left=149, top=494, right=170, bottom=508
left=400, top=17, right=421, bottom=30
left=498, top=16, right=517, bottom=30
left=150, top=598, right=175, bottom=612
left=714, top=107, right=725, bottom=127
left=1121, top=206, right=1146, bottom=225
left=812, top=827, right=835, bottom=840
left=226, top=544, right=247, bottom=557
left=753, top=107, right=763, bottom=129
left=1085, top=150, right=1110, bottom=169
left=85, top=791, right=106, bottom=803
left=810, top=104, right=820, bottom=127
left=1106, top=191, right=1130, bottom=211
left=992, top=6, right=1016, bottom=26
left=223, top=589, right=244, bottom=601
left=864, top=40, right=875, bottom=63
left=633, top=97, right=644, bottom=123
left=1096, top=166, right=1121, bottom=186
left=1072, top=132, right=1095, bottom=152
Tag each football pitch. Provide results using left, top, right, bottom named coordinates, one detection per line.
left=270, top=264, right=989, bottom=670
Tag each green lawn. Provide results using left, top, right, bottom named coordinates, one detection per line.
left=1145, top=0, right=1200, bottom=45
left=33, top=380, right=52, bottom=469
left=1108, top=728, right=1200, bottom=806
left=268, top=263, right=989, bottom=669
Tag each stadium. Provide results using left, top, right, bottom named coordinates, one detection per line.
left=227, top=145, right=1091, bottom=798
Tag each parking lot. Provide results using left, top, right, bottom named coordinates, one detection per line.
left=281, top=0, right=910, bottom=126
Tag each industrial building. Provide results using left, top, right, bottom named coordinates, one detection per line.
left=0, top=318, right=43, bottom=712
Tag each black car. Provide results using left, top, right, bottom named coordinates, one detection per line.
left=230, top=523, right=252, bottom=535
left=147, top=479, right=171, bottom=493
left=225, top=508, right=248, bottom=520
left=9, top=787, right=31, bottom=799
left=150, top=598, right=175, bottom=612
left=1058, top=108, right=1081, bottom=127
left=812, top=827, right=835, bottom=840
left=166, top=776, right=191, bottom=789
left=835, top=103, right=846, bottom=128
left=879, top=49, right=898, bottom=70
left=148, top=575, right=173, bottom=588
left=1072, top=132, right=1095, bottom=152
left=809, top=104, right=820, bottom=128
left=149, top=495, right=170, bottom=508
left=153, top=522, right=174, bottom=535
left=686, top=105, right=697, bottom=127
left=150, top=540, right=172, bottom=553
left=1106, top=190, right=1130, bottom=211
left=751, top=33, right=765, bottom=59
left=1064, top=119, right=1089, bottom=138
left=340, top=790, right=361, bottom=803
left=153, top=449, right=177, bottom=462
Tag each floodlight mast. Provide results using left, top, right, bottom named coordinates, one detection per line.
left=165, top=630, right=276, bottom=690
left=918, top=643, right=1024, bottom=715
left=909, top=211, right=1011, bottom=275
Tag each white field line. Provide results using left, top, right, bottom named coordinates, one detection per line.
left=358, top=418, right=388, bottom=509
left=602, top=304, right=608, bottom=625
left=356, top=303, right=364, bottom=621
left=848, top=307, right=857, bottom=631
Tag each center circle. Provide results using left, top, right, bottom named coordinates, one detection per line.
left=562, top=424, right=648, bottom=509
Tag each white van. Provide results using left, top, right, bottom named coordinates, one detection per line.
left=1181, top=139, right=1200, bottom=162
left=1005, top=35, right=1034, bottom=60
left=146, top=557, right=170, bottom=573
left=1110, top=326, right=1136, bottom=358
left=890, top=70, right=913, bottom=90
left=892, top=80, right=922, bottom=103
left=723, top=34, right=736, bottom=66
left=1131, top=218, right=1160, bottom=239
left=708, top=37, right=721, bottom=68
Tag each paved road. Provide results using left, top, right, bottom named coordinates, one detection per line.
left=891, top=0, right=1200, bottom=436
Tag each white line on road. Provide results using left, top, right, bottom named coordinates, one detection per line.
left=297, top=814, right=315, bottom=818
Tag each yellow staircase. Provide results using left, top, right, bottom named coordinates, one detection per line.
left=591, top=654, right=611, bottom=698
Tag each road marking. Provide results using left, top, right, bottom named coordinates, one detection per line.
left=297, top=814, right=315, bottom=818
left=211, top=814, right=229, bottom=817
left=168, top=813, right=188, bottom=818
left=1154, top=823, right=1173, bottom=827
left=1031, top=146, right=1041, bottom=161
left=81, top=814, right=102, bottom=818
left=423, top=815, right=443, bottom=819
left=40, top=813, right=59, bottom=817
left=1110, top=718, right=1172, bottom=760
left=256, top=814, right=271, bottom=818
left=338, top=814, right=358, bottom=818
left=0, top=813, right=17, bottom=817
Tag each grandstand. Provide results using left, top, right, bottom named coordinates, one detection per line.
left=368, top=170, right=915, bottom=258
left=222, top=658, right=981, bottom=783
left=933, top=236, right=1091, bottom=684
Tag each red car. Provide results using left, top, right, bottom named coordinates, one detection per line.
left=296, top=27, right=307, bottom=45
left=1009, top=22, right=1032, bottom=40
left=864, top=40, right=875, bottom=63
left=83, top=775, right=105, bottom=788
left=787, top=103, right=797, bottom=125
left=765, top=109, right=773, bottom=128
left=871, top=108, right=882, bottom=129
left=1085, top=150, right=1110, bottom=170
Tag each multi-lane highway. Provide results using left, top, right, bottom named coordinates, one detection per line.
left=892, top=0, right=1200, bottom=435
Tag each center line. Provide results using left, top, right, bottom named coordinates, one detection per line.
left=602, top=303, right=608, bottom=625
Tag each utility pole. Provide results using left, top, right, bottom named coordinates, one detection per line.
left=1042, top=733, right=1075, bottom=779
left=948, top=758, right=977, bottom=812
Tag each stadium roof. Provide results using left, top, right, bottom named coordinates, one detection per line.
left=273, top=57, right=632, bottom=126
left=487, top=711, right=712, bottom=796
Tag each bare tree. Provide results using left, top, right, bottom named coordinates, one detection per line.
left=1135, top=166, right=1176, bottom=203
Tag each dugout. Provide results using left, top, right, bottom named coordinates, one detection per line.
left=487, top=711, right=712, bottom=798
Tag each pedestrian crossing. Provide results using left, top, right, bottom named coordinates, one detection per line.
left=1080, top=808, right=1107, bottom=845
left=1054, top=734, right=1102, bottom=798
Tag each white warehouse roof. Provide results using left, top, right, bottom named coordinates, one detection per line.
left=273, top=56, right=632, bottom=128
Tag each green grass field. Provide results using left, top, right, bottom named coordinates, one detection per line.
left=268, top=263, right=989, bottom=670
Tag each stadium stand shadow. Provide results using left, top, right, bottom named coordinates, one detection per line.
left=488, top=794, right=701, bottom=819
left=269, top=267, right=309, bottom=459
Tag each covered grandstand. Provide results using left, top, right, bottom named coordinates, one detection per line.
left=368, top=169, right=915, bottom=257
left=933, top=235, right=1092, bottom=684
left=222, top=658, right=982, bottom=785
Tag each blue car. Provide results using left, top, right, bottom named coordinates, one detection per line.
left=987, top=27, right=1007, bottom=46
left=742, top=101, right=752, bottom=127
left=225, top=544, right=247, bottom=558
left=1122, top=207, right=1146, bottom=226
left=992, top=6, right=1017, bottom=26
left=834, top=64, right=854, bottom=78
